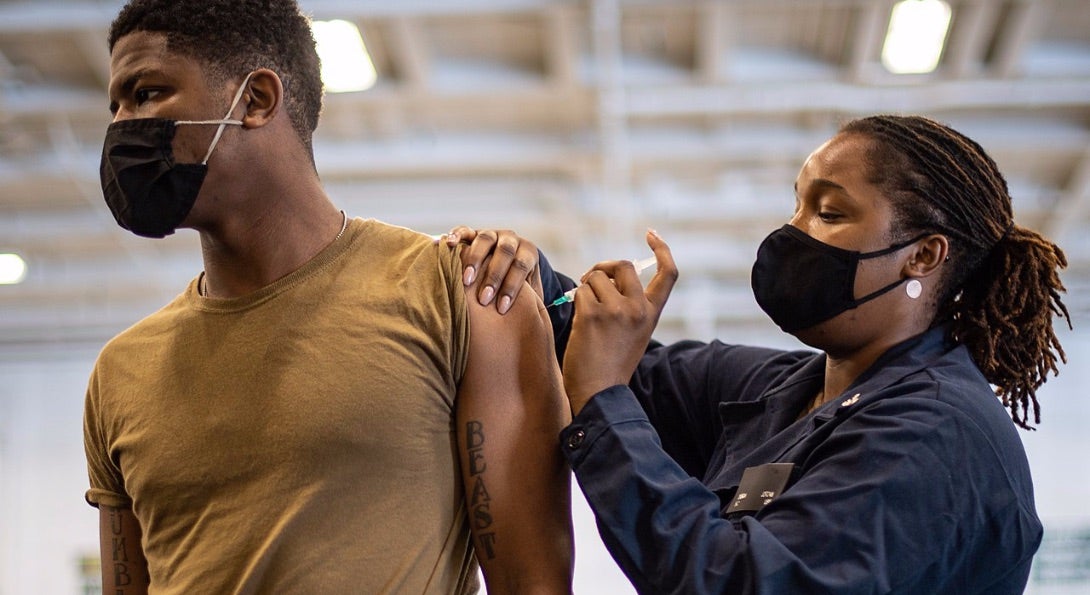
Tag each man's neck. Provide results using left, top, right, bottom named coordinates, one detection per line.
left=197, top=202, right=345, bottom=299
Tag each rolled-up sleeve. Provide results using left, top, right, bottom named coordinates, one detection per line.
left=83, top=371, right=130, bottom=509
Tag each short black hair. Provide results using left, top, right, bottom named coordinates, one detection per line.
left=109, top=0, right=323, bottom=155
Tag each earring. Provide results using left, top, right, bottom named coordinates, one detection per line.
left=906, top=279, right=922, bottom=299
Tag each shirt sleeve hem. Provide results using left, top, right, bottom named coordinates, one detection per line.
left=85, top=488, right=132, bottom=510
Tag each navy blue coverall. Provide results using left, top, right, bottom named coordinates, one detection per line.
left=539, top=261, right=1041, bottom=595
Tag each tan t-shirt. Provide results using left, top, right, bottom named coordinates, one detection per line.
left=84, top=218, right=478, bottom=594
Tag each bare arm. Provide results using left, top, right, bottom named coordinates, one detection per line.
left=457, top=277, right=574, bottom=594
left=98, top=505, right=149, bottom=595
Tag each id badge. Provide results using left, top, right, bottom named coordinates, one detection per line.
left=725, top=463, right=795, bottom=515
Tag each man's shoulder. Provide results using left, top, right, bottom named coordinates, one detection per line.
left=97, top=290, right=191, bottom=359
left=351, top=218, right=459, bottom=279
left=358, top=218, right=439, bottom=253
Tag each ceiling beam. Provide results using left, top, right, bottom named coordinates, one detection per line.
left=0, top=0, right=559, bottom=33
left=303, top=0, right=558, bottom=19
left=694, top=2, right=729, bottom=84
left=624, top=77, right=1090, bottom=116
left=944, top=0, right=1000, bottom=78
left=385, top=17, right=431, bottom=89
left=544, top=3, right=579, bottom=87
left=2, top=115, right=1086, bottom=189
left=0, top=48, right=14, bottom=82
left=76, top=29, right=112, bottom=88
left=1045, top=143, right=1090, bottom=242
left=591, top=0, right=635, bottom=245
left=990, top=0, right=1044, bottom=77
left=846, top=0, right=889, bottom=81
left=0, top=3, right=119, bottom=33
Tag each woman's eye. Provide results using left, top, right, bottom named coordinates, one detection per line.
left=818, top=211, right=841, bottom=222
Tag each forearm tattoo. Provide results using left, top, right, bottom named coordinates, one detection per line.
left=465, top=420, right=497, bottom=560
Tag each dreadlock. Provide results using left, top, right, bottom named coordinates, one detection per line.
left=841, top=115, right=1070, bottom=430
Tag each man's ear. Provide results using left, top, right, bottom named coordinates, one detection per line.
left=240, top=68, right=282, bottom=128
left=903, top=234, right=949, bottom=279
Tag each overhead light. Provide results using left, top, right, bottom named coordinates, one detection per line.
left=312, top=19, right=378, bottom=93
left=0, top=253, right=27, bottom=285
left=881, top=0, right=953, bottom=74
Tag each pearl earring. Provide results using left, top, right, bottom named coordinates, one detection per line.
left=906, top=279, right=922, bottom=299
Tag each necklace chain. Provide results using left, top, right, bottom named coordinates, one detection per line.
left=199, top=210, right=348, bottom=297
left=334, top=209, right=348, bottom=241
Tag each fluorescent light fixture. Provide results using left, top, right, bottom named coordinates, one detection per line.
left=0, top=253, right=27, bottom=285
left=312, top=19, right=377, bottom=93
left=881, top=0, right=953, bottom=74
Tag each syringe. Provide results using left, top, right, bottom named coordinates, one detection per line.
left=547, top=256, right=658, bottom=308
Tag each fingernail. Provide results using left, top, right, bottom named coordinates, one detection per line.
left=649, top=228, right=662, bottom=239
left=446, top=233, right=459, bottom=245
left=498, top=295, right=512, bottom=315
left=463, top=266, right=475, bottom=286
left=481, top=286, right=495, bottom=305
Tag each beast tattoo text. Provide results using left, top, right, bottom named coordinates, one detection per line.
left=465, top=420, right=496, bottom=559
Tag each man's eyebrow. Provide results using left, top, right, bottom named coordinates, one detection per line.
left=107, top=67, right=156, bottom=113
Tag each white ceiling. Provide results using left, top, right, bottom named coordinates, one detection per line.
left=1, top=0, right=1089, bottom=350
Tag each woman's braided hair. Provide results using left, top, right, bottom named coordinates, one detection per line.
left=841, top=115, right=1070, bottom=429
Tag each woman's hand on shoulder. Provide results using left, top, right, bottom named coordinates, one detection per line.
left=444, top=226, right=544, bottom=315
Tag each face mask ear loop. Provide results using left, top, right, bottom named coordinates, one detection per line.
left=198, top=71, right=254, bottom=165
left=845, top=231, right=933, bottom=305
left=856, top=232, right=932, bottom=260
left=850, top=276, right=908, bottom=308
left=848, top=233, right=931, bottom=307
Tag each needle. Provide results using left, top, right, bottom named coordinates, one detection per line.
left=547, top=256, right=657, bottom=308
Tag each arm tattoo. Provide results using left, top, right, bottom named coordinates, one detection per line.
left=465, top=420, right=497, bottom=560
left=108, top=508, right=147, bottom=593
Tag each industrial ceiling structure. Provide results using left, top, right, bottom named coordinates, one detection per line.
left=1, top=0, right=1089, bottom=350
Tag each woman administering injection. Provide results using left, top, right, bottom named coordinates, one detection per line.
left=451, top=114, right=1068, bottom=594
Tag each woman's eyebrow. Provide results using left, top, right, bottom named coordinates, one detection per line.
left=797, top=177, right=850, bottom=198
left=809, top=178, right=847, bottom=193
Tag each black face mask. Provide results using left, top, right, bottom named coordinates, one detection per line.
left=751, top=225, right=926, bottom=333
left=98, top=73, right=251, bottom=238
left=99, top=119, right=209, bottom=238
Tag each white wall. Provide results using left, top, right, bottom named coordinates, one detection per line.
left=0, top=349, right=100, bottom=594
left=1021, top=324, right=1090, bottom=595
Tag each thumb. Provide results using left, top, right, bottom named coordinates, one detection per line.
left=643, top=229, right=678, bottom=311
